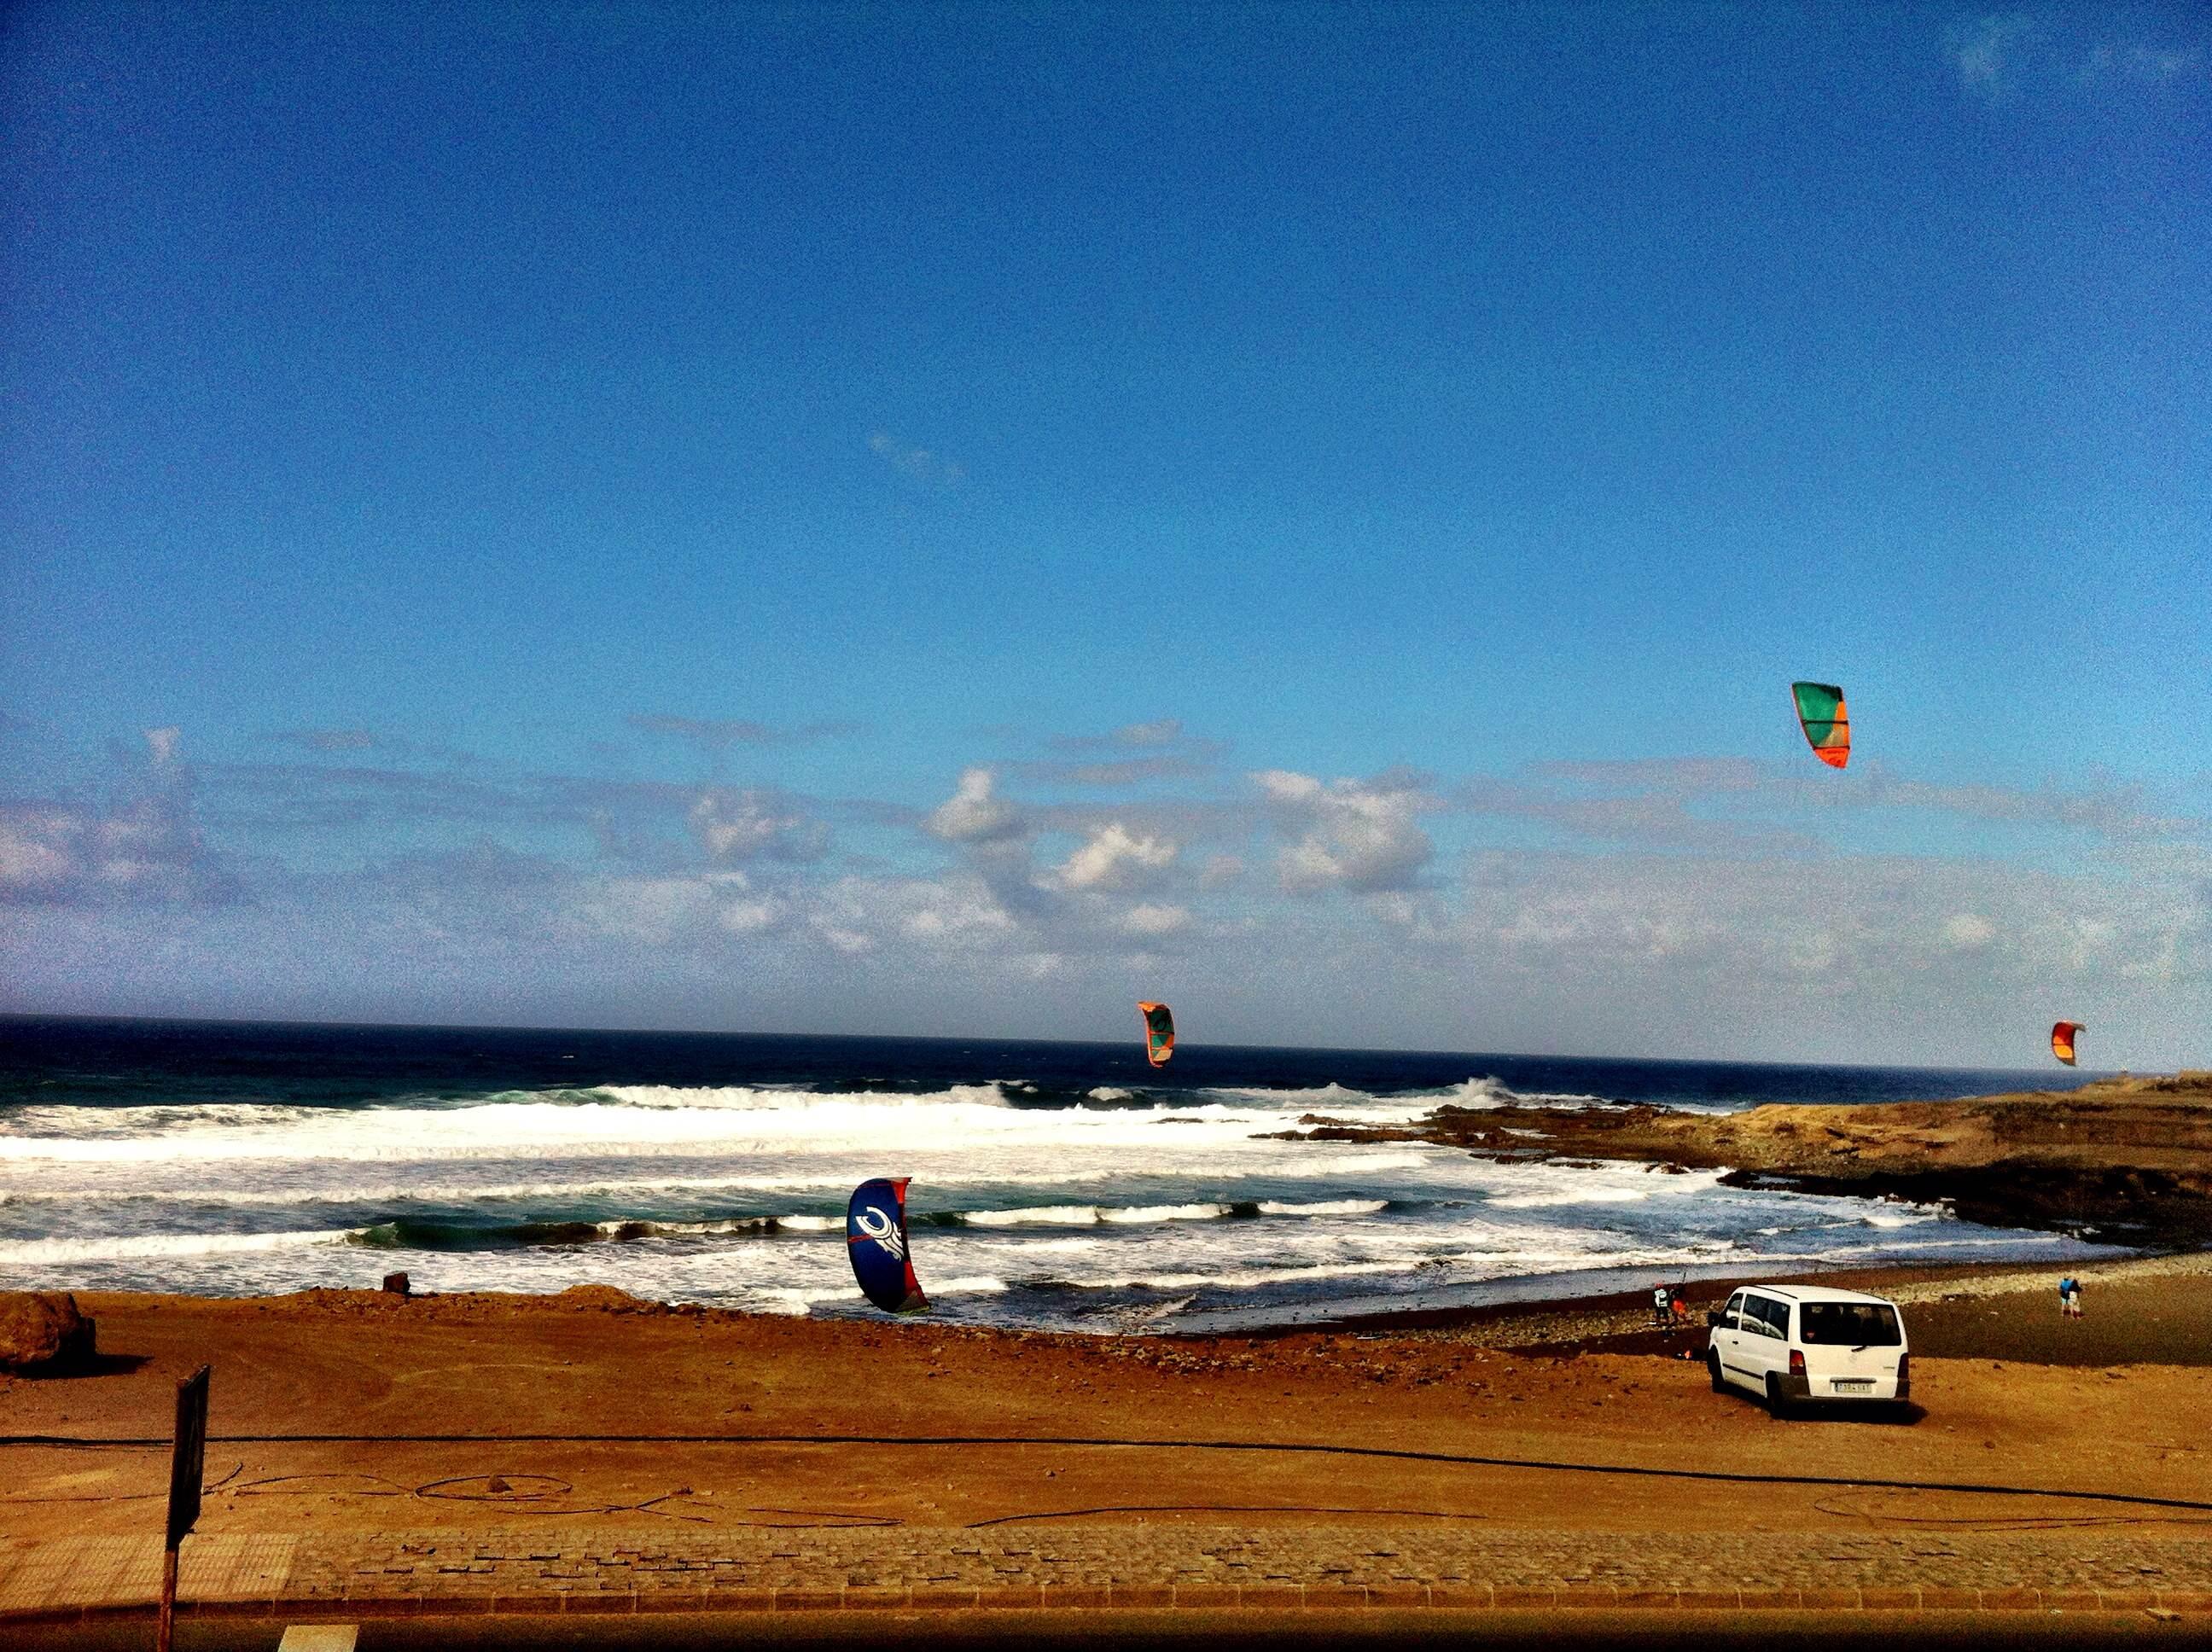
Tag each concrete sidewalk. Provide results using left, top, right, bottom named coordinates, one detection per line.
left=3, top=1524, right=2209, bottom=1629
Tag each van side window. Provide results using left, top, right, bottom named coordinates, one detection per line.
left=1744, top=1296, right=1788, bottom=1338
left=1722, top=1291, right=1745, bottom=1329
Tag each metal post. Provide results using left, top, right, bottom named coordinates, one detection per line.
left=158, top=1365, right=210, bottom=1652
left=155, top=1546, right=178, bottom=1652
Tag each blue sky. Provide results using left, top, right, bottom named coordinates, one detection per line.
left=3, top=2, right=2208, bottom=1066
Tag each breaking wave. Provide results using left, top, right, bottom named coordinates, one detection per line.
left=0, top=1229, right=352, bottom=1265
left=0, top=1052, right=2114, bottom=1326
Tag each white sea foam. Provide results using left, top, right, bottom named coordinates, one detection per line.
left=1207, top=1081, right=1376, bottom=1106
left=963, top=1206, right=1104, bottom=1227
left=1859, top=1205, right=1943, bottom=1229
left=963, top=1201, right=1262, bottom=1227
left=738, top=1291, right=823, bottom=1317
left=0, top=1085, right=1407, bottom=1171
left=1487, top=1187, right=1651, bottom=1209
left=591, top=1081, right=1022, bottom=1112
left=0, top=1229, right=351, bottom=1265
left=1067, top=1259, right=1421, bottom=1292
left=1426, top=1076, right=1608, bottom=1109
left=0, top=1069, right=2099, bottom=1327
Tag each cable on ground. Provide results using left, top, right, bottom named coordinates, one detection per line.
left=7, top=1430, right=2210, bottom=1517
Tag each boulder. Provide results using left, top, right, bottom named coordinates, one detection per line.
left=0, top=1292, right=96, bottom=1372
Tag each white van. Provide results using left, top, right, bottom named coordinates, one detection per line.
left=1706, top=1283, right=1910, bottom=1414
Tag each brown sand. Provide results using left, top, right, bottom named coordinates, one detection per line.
left=4, top=1262, right=2208, bottom=1547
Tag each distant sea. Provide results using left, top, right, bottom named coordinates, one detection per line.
left=0, top=1017, right=2118, bottom=1332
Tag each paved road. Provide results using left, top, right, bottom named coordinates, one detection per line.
left=5, top=1522, right=2208, bottom=1631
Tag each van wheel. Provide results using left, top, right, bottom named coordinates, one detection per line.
left=1764, top=1373, right=1793, bottom=1417
left=1707, top=1352, right=1726, bottom=1393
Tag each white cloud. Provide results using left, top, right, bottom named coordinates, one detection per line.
left=1859, top=777, right=2185, bottom=840
left=2081, top=43, right=2202, bottom=85
left=1121, top=902, right=1190, bottom=936
left=688, top=788, right=830, bottom=862
left=924, top=767, right=1024, bottom=843
left=1953, top=13, right=2039, bottom=96
left=1400, top=851, right=2209, bottom=1021
left=1942, top=912, right=1997, bottom=950
left=1052, top=823, right=1178, bottom=891
left=1255, top=768, right=1436, bottom=893
left=0, top=809, right=79, bottom=891
left=12, top=707, right=2210, bottom=1067
left=1109, top=718, right=1182, bottom=747
left=1952, top=14, right=2202, bottom=102
left=567, top=865, right=1036, bottom=956
left=870, top=430, right=965, bottom=486
left=1023, top=718, right=1225, bottom=785
left=0, top=746, right=216, bottom=905
left=815, top=873, right=1017, bottom=950
left=719, top=895, right=781, bottom=934
left=569, top=871, right=769, bottom=946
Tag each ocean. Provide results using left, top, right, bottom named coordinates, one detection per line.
left=0, top=1016, right=2116, bottom=1332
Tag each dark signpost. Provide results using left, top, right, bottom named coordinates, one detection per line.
left=158, top=1365, right=210, bottom=1652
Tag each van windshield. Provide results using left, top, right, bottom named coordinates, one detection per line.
left=1799, top=1302, right=1901, bottom=1346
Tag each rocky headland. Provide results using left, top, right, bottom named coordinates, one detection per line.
left=1267, top=1071, right=2212, bottom=1248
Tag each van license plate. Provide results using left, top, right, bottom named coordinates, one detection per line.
left=1833, top=1379, right=1872, bottom=1393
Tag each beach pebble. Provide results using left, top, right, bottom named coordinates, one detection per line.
left=0, top=1292, right=96, bottom=1372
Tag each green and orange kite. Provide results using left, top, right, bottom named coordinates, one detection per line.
left=1137, top=1001, right=1175, bottom=1067
left=1791, top=681, right=1850, bottom=770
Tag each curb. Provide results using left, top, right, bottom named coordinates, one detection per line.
left=5, top=1584, right=2209, bottom=1627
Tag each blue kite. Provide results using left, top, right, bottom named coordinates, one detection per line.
left=847, top=1177, right=929, bottom=1314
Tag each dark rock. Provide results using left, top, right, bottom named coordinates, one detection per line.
left=381, top=1271, right=411, bottom=1297
left=0, top=1292, right=96, bottom=1372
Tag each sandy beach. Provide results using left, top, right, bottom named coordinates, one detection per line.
left=8, top=1073, right=2212, bottom=1643
left=5, top=1252, right=2209, bottom=1643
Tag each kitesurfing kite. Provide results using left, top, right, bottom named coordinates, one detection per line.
left=1138, top=1001, right=1175, bottom=1067
left=2051, top=1021, right=2085, bottom=1067
left=1791, top=682, right=1851, bottom=769
left=847, top=1177, right=928, bottom=1313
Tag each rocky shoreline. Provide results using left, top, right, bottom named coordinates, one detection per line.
left=1266, top=1071, right=2212, bottom=1249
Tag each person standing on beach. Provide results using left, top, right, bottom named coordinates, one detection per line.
left=1653, top=1284, right=1671, bottom=1328
left=2067, top=1277, right=2084, bottom=1318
